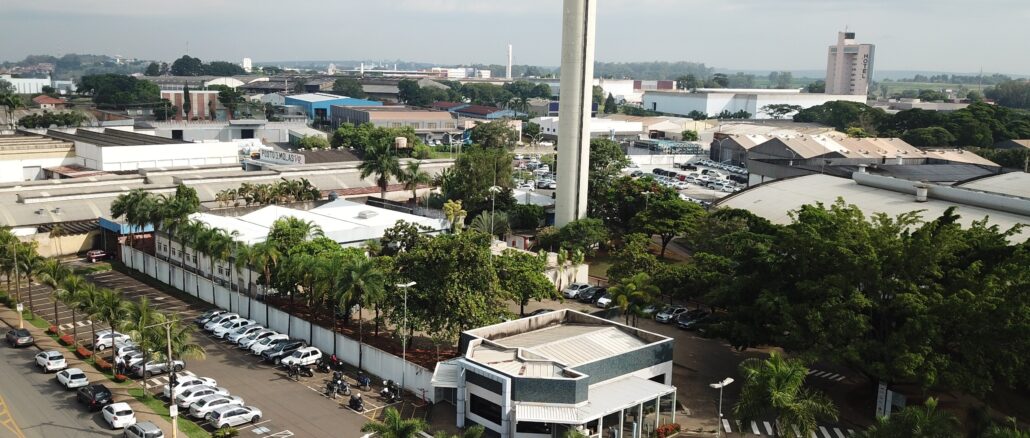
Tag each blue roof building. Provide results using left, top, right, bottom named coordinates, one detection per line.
left=284, top=93, right=381, bottom=122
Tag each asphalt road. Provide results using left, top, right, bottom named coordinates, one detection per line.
left=0, top=336, right=120, bottom=438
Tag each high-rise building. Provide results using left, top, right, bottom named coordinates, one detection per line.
left=825, top=31, right=875, bottom=95
left=242, top=57, right=253, bottom=73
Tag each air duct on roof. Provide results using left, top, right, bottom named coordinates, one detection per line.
left=357, top=210, right=378, bottom=219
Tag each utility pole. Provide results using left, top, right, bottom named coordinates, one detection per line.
left=710, top=378, right=734, bottom=438
left=555, top=0, right=598, bottom=227
left=395, top=281, right=416, bottom=393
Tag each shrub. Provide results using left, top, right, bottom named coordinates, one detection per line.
left=656, top=423, right=681, bottom=438
left=509, top=204, right=545, bottom=230
left=213, top=426, right=239, bottom=438
left=47, top=325, right=59, bottom=335
left=95, top=357, right=113, bottom=372
left=59, top=334, right=74, bottom=345
left=412, top=143, right=432, bottom=159
left=113, top=374, right=128, bottom=383
left=76, top=346, right=93, bottom=359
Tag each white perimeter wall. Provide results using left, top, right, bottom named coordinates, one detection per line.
left=78, top=142, right=240, bottom=171
left=643, top=92, right=867, bottom=119
left=122, top=246, right=436, bottom=403
left=0, top=156, right=76, bottom=182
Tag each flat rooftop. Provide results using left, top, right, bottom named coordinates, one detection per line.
left=493, top=324, right=647, bottom=366
left=45, top=128, right=188, bottom=146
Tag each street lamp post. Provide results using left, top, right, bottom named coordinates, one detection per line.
left=141, top=320, right=179, bottom=438
left=709, top=377, right=734, bottom=438
left=396, top=281, right=416, bottom=393
left=489, top=185, right=502, bottom=239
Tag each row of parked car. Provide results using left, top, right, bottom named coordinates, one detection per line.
left=561, top=283, right=613, bottom=308
left=693, top=159, right=749, bottom=175
left=197, top=309, right=320, bottom=367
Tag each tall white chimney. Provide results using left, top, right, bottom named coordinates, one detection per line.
left=555, top=0, right=597, bottom=227
left=506, top=44, right=513, bottom=79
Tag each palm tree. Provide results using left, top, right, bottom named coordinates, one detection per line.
left=0, top=228, right=17, bottom=293
left=400, top=160, right=431, bottom=204
left=734, top=352, right=838, bottom=437
left=358, top=140, right=401, bottom=201
left=470, top=212, right=510, bottom=239
left=360, top=407, right=427, bottom=438
left=48, top=223, right=67, bottom=256
left=57, top=275, right=88, bottom=341
left=861, top=397, right=959, bottom=438
left=38, top=258, right=71, bottom=331
left=89, top=288, right=130, bottom=366
left=337, top=257, right=385, bottom=369
left=76, top=283, right=104, bottom=356
left=234, top=242, right=255, bottom=316
left=156, top=315, right=206, bottom=394
left=554, top=248, right=569, bottom=295
left=251, top=241, right=281, bottom=325
left=607, top=272, right=656, bottom=326
left=119, top=297, right=166, bottom=378
left=443, top=199, right=467, bottom=233
left=17, top=246, right=43, bottom=312
left=433, top=425, right=486, bottom=438
left=110, top=189, right=155, bottom=269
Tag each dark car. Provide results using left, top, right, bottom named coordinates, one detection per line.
left=77, top=384, right=113, bottom=410
left=261, top=339, right=307, bottom=364
left=630, top=170, right=644, bottom=178
left=677, top=163, right=698, bottom=171
left=195, top=309, right=228, bottom=326
left=676, top=309, right=712, bottom=330
left=577, top=287, right=606, bottom=303
left=527, top=309, right=555, bottom=317
left=5, top=328, right=34, bottom=347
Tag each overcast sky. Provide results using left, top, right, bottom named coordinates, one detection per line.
left=3, top=0, right=1029, bottom=75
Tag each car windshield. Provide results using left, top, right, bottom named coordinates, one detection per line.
left=145, top=431, right=162, bottom=438
left=48, top=352, right=62, bottom=358
left=116, top=409, right=132, bottom=416
left=70, top=372, right=85, bottom=379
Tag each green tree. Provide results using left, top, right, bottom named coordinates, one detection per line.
left=88, top=287, right=130, bottom=365
left=0, top=79, right=23, bottom=111
left=631, top=197, right=702, bottom=258
left=170, top=55, right=204, bottom=76
left=592, top=85, right=605, bottom=107
left=469, top=211, right=510, bottom=239
left=760, top=104, right=803, bottom=119
left=793, top=100, right=887, bottom=132
left=846, top=127, right=872, bottom=138
left=338, top=257, right=385, bottom=369
left=181, top=84, right=192, bottom=120
left=77, top=74, right=160, bottom=109
left=861, top=398, right=958, bottom=438
left=213, top=85, right=245, bottom=120
left=360, top=407, right=427, bottom=438
left=554, top=218, right=608, bottom=256
left=433, top=425, right=486, bottom=438
left=603, top=93, right=617, bottom=114
left=37, top=258, right=71, bottom=331
left=901, top=127, right=956, bottom=147
left=508, top=204, right=545, bottom=230
left=680, top=130, right=699, bottom=141
left=400, top=160, right=432, bottom=203
left=203, top=61, right=246, bottom=76
left=144, top=62, right=161, bottom=76
left=471, top=120, right=518, bottom=149
left=296, top=135, right=330, bottom=149
left=496, top=249, right=556, bottom=316
left=735, top=352, right=838, bottom=437
left=359, top=141, right=402, bottom=201
left=119, top=297, right=166, bottom=378
left=332, top=78, right=366, bottom=98
left=56, top=275, right=88, bottom=342
left=607, top=272, right=656, bottom=326
left=606, top=233, right=660, bottom=284
left=443, top=200, right=468, bottom=233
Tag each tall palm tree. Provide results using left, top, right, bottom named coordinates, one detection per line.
left=359, top=141, right=401, bottom=201
left=17, top=245, right=43, bottom=312
left=734, top=352, right=838, bottom=437
left=176, top=220, right=205, bottom=291
left=233, top=242, right=255, bottom=316
left=251, top=241, right=281, bottom=325
left=57, top=275, right=88, bottom=341
left=400, top=160, right=431, bottom=204
left=337, top=257, right=385, bottom=369
left=554, top=248, right=569, bottom=296
left=186, top=222, right=213, bottom=296
left=89, top=288, right=130, bottom=366
left=119, top=297, right=166, bottom=378
left=156, top=315, right=206, bottom=395
left=110, top=189, right=155, bottom=269
left=360, top=407, right=427, bottom=438
left=38, top=258, right=71, bottom=330
left=607, top=272, right=656, bottom=326
left=0, top=227, right=17, bottom=294
left=861, top=397, right=959, bottom=438
left=76, top=283, right=104, bottom=356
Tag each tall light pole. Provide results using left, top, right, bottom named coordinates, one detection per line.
left=709, top=377, right=734, bottom=438
left=141, top=320, right=179, bottom=438
left=489, top=185, right=502, bottom=239
left=396, top=281, right=416, bottom=393
left=554, top=0, right=597, bottom=227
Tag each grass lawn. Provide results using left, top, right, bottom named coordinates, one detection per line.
left=74, top=261, right=113, bottom=275
left=128, top=388, right=209, bottom=438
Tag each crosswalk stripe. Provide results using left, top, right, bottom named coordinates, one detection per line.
left=722, top=419, right=731, bottom=433
left=764, top=421, right=774, bottom=435
left=834, top=375, right=846, bottom=381
left=835, top=428, right=847, bottom=438
left=848, top=429, right=855, bottom=436
left=792, top=425, right=802, bottom=438
left=820, top=426, right=832, bottom=437
left=751, top=421, right=761, bottom=435
left=814, top=371, right=831, bottom=378
left=824, top=373, right=841, bottom=380
left=807, top=369, right=816, bottom=375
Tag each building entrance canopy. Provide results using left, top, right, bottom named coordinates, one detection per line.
left=513, top=376, right=674, bottom=425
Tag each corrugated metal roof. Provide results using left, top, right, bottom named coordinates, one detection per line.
left=431, top=359, right=461, bottom=388
left=495, top=325, right=647, bottom=367
left=515, top=376, right=675, bottom=424
left=959, top=172, right=1030, bottom=199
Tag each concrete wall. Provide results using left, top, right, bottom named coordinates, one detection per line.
left=23, top=230, right=99, bottom=257
left=77, top=142, right=240, bottom=171
left=643, top=92, right=867, bottom=120
left=122, top=246, right=436, bottom=403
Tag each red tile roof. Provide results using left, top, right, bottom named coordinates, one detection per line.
left=431, top=101, right=466, bottom=110
left=454, top=104, right=505, bottom=116
left=32, top=95, right=66, bottom=105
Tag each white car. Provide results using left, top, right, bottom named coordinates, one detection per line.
left=595, top=293, right=613, bottom=308
left=238, top=330, right=276, bottom=349
left=250, top=334, right=288, bottom=355
left=188, top=395, right=244, bottom=419
left=212, top=319, right=255, bottom=339
left=280, top=346, right=322, bottom=367
left=226, top=325, right=263, bottom=343
left=207, top=405, right=262, bottom=429
left=562, top=283, right=591, bottom=299
left=124, top=421, right=164, bottom=438
left=176, top=386, right=230, bottom=409
left=94, top=331, right=131, bottom=351
left=114, top=344, right=141, bottom=361
left=35, top=350, right=67, bottom=373
left=516, top=182, right=535, bottom=190
left=672, top=181, right=689, bottom=190
left=56, top=368, right=89, bottom=389
left=162, top=376, right=217, bottom=399
left=204, top=313, right=240, bottom=332
left=102, top=402, right=136, bottom=429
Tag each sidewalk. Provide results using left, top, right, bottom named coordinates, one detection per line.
left=0, top=305, right=178, bottom=435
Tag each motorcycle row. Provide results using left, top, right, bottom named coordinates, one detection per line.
left=284, top=354, right=401, bottom=413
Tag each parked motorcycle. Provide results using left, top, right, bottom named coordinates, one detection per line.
left=381, top=379, right=401, bottom=403
left=316, top=357, right=332, bottom=374
left=325, top=380, right=339, bottom=399
left=349, top=393, right=364, bottom=412
left=356, top=372, right=371, bottom=391
left=288, top=363, right=314, bottom=380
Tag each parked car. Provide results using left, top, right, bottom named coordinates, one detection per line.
left=675, top=309, right=710, bottom=329
left=35, top=350, right=67, bottom=373
left=672, top=181, right=689, bottom=190
left=189, top=395, right=244, bottom=419
left=280, top=346, right=322, bottom=367
left=162, top=376, right=217, bottom=399
left=527, top=309, right=555, bottom=317
left=56, top=368, right=89, bottom=389
left=86, top=249, right=109, bottom=263
left=561, top=283, right=592, bottom=299
left=207, top=405, right=262, bottom=429
left=677, top=163, right=698, bottom=171
left=630, top=170, right=644, bottom=178
left=595, top=293, right=613, bottom=308
left=641, top=304, right=661, bottom=316
left=226, top=325, right=264, bottom=344
left=93, top=330, right=131, bottom=351
left=130, top=359, right=185, bottom=378
left=124, top=421, right=164, bottom=438
left=5, top=328, right=34, bottom=347
left=175, top=386, right=230, bottom=409
left=114, top=344, right=141, bottom=361
left=238, top=330, right=276, bottom=349
left=250, top=334, right=288, bottom=355
left=123, top=351, right=146, bottom=369
left=576, top=287, right=604, bottom=303
left=654, top=307, right=689, bottom=323
left=262, top=339, right=308, bottom=364
left=194, top=309, right=227, bottom=326
left=77, top=384, right=113, bottom=410
left=102, top=402, right=137, bottom=429
left=516, top=181, right=535, bottom=190
left=204, top=313, right=241, bottom=332
left=212, top=319, right=256, bottom=339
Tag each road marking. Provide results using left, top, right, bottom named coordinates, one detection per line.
left=835, top=428, right=847, bottom=438
left=751, top=421, right=761, bottom=435
left=848, top=429, right=855, bottom=436
left=0, top=394, right=26, bottom=438
left=722, top=419, right=731, bottom=433
left=792, top=425, right=802, bottom=437
left=820, top=426, right=832, bottom=437
left=764, top=421, right=774, bottom=435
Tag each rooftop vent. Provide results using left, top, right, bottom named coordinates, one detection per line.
left=357, top=210, right=378, bottom=219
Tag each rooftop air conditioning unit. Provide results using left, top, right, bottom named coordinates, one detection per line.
left=357, top=210, right=378, bottom=219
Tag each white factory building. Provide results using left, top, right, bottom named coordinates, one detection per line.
left=642, top=89, right=867, bottom=120
left=46, top=129, right=240, bottom=172
left=533, top=116, right=643, bottom=140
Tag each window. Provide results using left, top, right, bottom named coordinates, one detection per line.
left=427, top=123, right=437, bottom=130
left=516, top=422, right=552, bottom=434
left=469, top=394, right=502, bottom=425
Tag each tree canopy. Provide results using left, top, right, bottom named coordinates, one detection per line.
left=77, top=74, right=161, bottom=108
